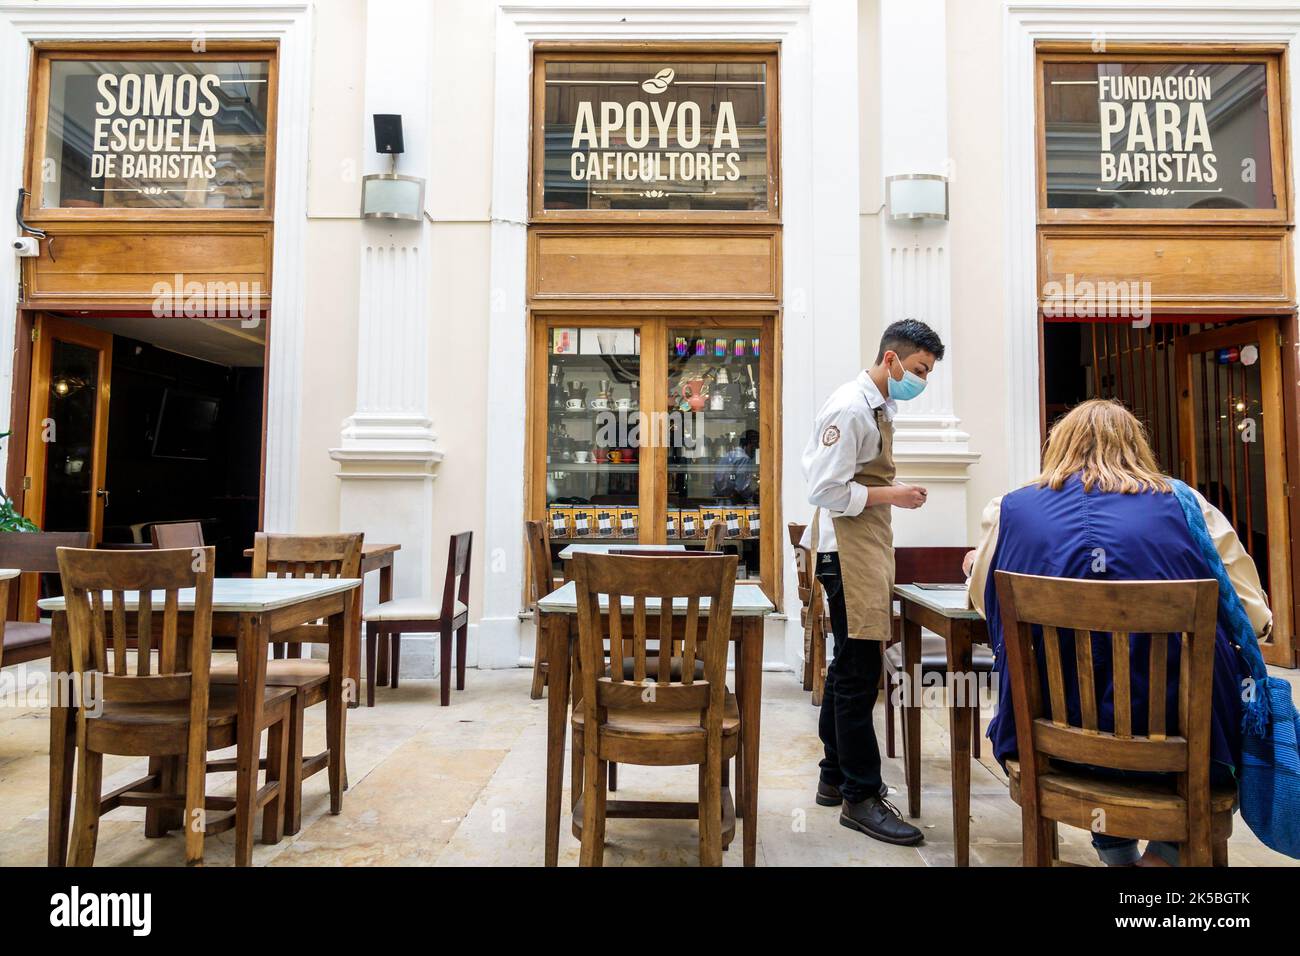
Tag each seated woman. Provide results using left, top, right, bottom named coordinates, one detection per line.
left=964, top=399, right=1271, bottom=867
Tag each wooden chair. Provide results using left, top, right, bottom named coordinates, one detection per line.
left=705, top=516, right=726, bottom=553
left=365, top=531, right=472, bottom=707
left=210, top=532, right=362, bottom=835
left=526, top=519, right=562, bottom=700
left=57, top=546, right=294, bottom=865
left=570, top=551, right=739, bottom=866
left=0, top=531, right=91, bottom=671
left=149, top=521, right=205, bottom=550
left=786, top=523, right=831, bottom=706
left=994, top=571, right=1234, bottom=867
left=883, top=546, right=991, bottom=761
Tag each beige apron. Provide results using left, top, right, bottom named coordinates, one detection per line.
left=812, top=410, right=895, bottom=641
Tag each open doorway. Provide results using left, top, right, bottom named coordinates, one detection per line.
left=22, top=312, right=264, bottom=579
left=1043, top=317, right=1294, bottom=666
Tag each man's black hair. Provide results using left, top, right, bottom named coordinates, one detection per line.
left=875, top=318, right=945, bottom=364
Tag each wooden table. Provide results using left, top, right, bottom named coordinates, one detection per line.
left=892, top=583, right=989, bottom=868
left=536, top=579, right=774, bottom=866
left=244, top=542, right=399, bottom=704
left=41, top=576, right=361, bottom=867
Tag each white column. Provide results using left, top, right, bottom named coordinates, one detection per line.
left=878, top=0, right=978, bottom=545
left=329, top=0, right=443, bottom=670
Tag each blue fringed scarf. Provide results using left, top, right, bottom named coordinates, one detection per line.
left=1171, top=478, right=1300, bottom=859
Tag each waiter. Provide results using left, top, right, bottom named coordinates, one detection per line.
left=801, top=318, right=944, bottom=846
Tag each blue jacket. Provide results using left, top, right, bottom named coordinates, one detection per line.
left=983, top=475, right=1248, bottom=772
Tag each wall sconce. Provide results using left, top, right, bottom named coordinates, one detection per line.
left=361, top=113, right=425, bottom=222
left=886, top=173, right=949, bottom=222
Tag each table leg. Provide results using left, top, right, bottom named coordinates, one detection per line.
left=732, top=632, right=745, bottom=818
left=328, top=592, right=352, bottom=806
left=234, top=612, right=270, bottom=867
left=47, top=611, right=75, bottom=867
left=946, top=622, right=974, bottom=868
left=543, top=613, right=571, bottom=866
left=375, top=561, right=394, bottom=686
left=738, top=617, right=763, bottom=867
left=902, top=614, right=923, bottom=819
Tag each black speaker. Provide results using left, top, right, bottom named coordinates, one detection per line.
left=373, top=114, right=404, bottom=154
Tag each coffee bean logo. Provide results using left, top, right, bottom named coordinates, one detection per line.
left=641, top=68, right=675, bottom=94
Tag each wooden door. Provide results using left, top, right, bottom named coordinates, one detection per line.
left=1176, top=319, right=1293, bottom=665
left=23, top=315, right=113, bottom=545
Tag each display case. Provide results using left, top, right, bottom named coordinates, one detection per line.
left=530, top=315, right=777, bottom=599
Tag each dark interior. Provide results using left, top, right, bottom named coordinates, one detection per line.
left=99, top=335, right=263, bottom=576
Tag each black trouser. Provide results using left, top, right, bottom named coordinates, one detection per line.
left=816, top=551, right=884, bottom=804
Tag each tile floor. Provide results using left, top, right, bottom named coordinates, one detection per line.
left=1, top=658, right=1296, bottom=866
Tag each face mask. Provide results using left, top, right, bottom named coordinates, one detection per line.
left=886, top=356, right=927, bottom=402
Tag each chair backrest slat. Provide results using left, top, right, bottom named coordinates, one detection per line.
left=1148, top=633, right=1169, bottom=740
left=1111, top=631, right=1132, bottom=738
left=1074, top=631, right=1098, bottom=731
left=1041, top=625, right=1067, bottom=726
left=632, top=595, right=647, bottom=683
left=137, top=590, right=154, bottom=677
left=111, top=591, right=128, bottom=676
left=682, top=596, right=700, bottom=685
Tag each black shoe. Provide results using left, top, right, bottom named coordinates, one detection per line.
left=816, top=779, right=890, bottom=807
left=839, top=795, right=924, bottom=846
left=816, top=780, right=843, bottom=806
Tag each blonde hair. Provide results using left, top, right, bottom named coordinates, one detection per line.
left=1036, top=399, right=1171, bottom=494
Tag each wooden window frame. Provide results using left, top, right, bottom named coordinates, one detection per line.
left=1035, top=41, right=1293, bottom=227
left=530, top=41, right=781, bottom=225
left=22, top=40, right=279, bottom=224
left=527, top=310, right=782, bottom=605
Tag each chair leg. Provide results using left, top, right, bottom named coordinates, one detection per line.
left=579, top=750, right=607, bottom=867
left=699, top=750, right=723, bottom=866
left=608, top=762, right=618, bottom=792
left=456, top=624, right=468, bottom=691
left=570, top=728, right=585, bottom=812
left=283, top=697, right=307, bottom=836
left=389, top=634, right=401, bottom=689
left=884, top=661, right=897, bottom=760
left=183, top=750, right=207, bottom=866
left=811, top=633, right=827, bottom=707
left=530, top=619, right=548, bottom=700
left=262, top=710, right=290, bottom=846
left=365, top=623, right=378, bottom=708
left=439, top=624, right=452, bottom=707
left=1022, top=806, right=1055, bottom=867
left=1212, top=838, right=1229, bottom=867
left=970, top=700, right=981, bottom=759
left=376, top=626, right=390, bottom=687
left=69, top=749, right=104, bottom=867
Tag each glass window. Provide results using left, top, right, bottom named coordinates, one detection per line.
left=40, top=57, right=272, bottom=210
left=1042, top=60, right=1277, bottom=210
left=667, top=327, right=762, bottom=581
left=541, top=58, right=770, bottom=212
left=545, top=327, right=643, bottom=543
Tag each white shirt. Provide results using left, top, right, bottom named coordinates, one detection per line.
left=800, top=371, right=896, bottom=553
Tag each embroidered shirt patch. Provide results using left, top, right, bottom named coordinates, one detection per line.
left=821, top=425, right=841, bottom=447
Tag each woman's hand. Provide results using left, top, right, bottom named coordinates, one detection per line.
left=962, top=549, right=977, bottom=577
